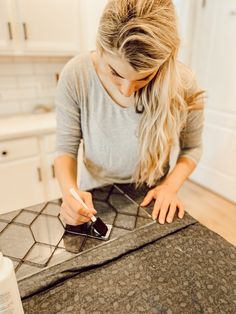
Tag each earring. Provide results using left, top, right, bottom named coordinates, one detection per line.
left=135, top=103, right=144, bottom=114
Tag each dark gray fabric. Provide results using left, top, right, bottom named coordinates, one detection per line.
left=19, top=212, right=196, bottom=299
left=22, top=222, right=236, bottom=313
left=20, top=219, right=236, bottom=313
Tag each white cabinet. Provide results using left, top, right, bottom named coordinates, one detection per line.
left=0, top=0, right=15, bottom=51
left=40, top=134, right=61, bottom=201
left=0, top=0, right=108, bottom=55
left=16, top=0, right=80, bottom=55
left=43, top=152, right=61, bottom=201
left=0, top=0, right=80, bottom=56
left=0, top=155, right=45, bottom=213
left=0, top=137, right=39, bottom=162
left=0, top=139, right=45, bottom=213
left=0, top=133, right=61, bottom=214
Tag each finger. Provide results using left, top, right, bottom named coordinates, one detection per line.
left=60, top=209, right=77, bottom=226
left=83, top=193, right=97, bottom=214
left=140, top=190, right=155, bottom=207
left=78, top=206, right=96, bottom=219
left=70, top=196, right=96, bottom=218
left=152, top=196, right=164, bottom=220
left=62, top=204, right=91, bottom=224
left=61, top=203, right=77, bottom=221
left=63, top=209, right=91, bottom=225
left=177, top=201, right=185, bottom=219
left=84, top=193, right=97, bottom=214
left=166, top=202, right=177, bottom=223
left=159, top=199, right=171, bottom=224
left=76, top=215, right=91, bottom=224
left=62, top=203, right=85, bottom=221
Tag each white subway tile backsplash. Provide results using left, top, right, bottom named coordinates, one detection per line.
left=0, top=57, right=68, bottom=116
left=16, top=76, right=41, bottom=88
left=33, top=62, right=64, bottom=75
left=0, top=77, right=17, bottom=88
left=37, top=86, right=56, bottom=99
left=0, top=87, right=37, bottom=101
left=37, top=75, right=56, bottom=88
left=0, top=63, right=34, bottom=76
left=0, top=101, right=21, bottom=115
left=20, top=98, right=54, bottom=112
left=34, top=97, right=54, bottom=106
left=19, top=100, right=38, bottom=114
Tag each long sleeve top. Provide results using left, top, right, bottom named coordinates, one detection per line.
left=55, top=52, right=204, bottom=191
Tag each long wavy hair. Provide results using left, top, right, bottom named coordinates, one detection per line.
left=96, top=0, right=204, bottom=188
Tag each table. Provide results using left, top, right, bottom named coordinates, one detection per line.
left=17, top=183, right=236, bottom=313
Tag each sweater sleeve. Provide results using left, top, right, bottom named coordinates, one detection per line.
left=178, top=109, right=204, bottom=164
left=54, top=61, right=82, bottom=160
left=177, top=62, right=205, bottom=165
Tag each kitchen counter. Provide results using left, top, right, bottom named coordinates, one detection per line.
left=0, top=111, right=56, bottom=140
left=0, top=183, right=235, bottom=313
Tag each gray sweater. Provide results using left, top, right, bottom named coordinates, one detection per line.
left=55, top=53, right=204, bottom=191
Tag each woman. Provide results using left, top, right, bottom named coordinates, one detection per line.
left=54, top=0, right=204, bottom=226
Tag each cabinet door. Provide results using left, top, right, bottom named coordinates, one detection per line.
left=190, top=0, right=236, bottom=202
left=44, top=153, right=61, bottom=201
left=0, top=0, right=15, bottom=51
left=40, top=134, right=61, bottom=201
left=0, top=156, right=45, bottom=214
left=16, top=0, right=80, bottom=55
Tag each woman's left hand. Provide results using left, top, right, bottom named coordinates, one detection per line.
left=140, top=184, right=185, bottom=224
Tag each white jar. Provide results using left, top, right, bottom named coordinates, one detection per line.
left=0, top=252, right=24, bottom=314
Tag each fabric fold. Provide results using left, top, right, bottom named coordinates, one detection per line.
left=22, top=222, right=236, bottom=314
left=19, top=212, right=197, bottom=299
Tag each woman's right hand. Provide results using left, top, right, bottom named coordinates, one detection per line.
left=60, top=189, right=97, bottom=226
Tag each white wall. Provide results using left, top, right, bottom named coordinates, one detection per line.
left=173, top=0, right=196, bottom=65
left=189, top=0, right=236, bottom=202
left=78, top=0, right=108, bottom=52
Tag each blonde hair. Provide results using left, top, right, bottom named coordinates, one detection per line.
left=97, top=0, right=204, bottom=188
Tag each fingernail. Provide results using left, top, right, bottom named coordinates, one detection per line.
left=152, top=215, right=156, bottom=221
left=159, top=219, right=164, bottom=224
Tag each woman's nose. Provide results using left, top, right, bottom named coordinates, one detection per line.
left=119, top=81, right=135, bottom=97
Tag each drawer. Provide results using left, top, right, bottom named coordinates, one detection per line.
left=0, top=137, right=39, bottom=162
left=43, top=134, right=56, bottom=153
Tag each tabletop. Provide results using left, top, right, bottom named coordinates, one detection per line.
left=9, top=183, right=236, bottom=313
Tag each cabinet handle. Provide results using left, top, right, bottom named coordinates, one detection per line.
left=1, top=150, right=8, bottom=156
left=51, top=164, right=55, bottom=178
left=22, top=22, right=28, bottom=40
left=37, top=167, right=42, bottom=182
left=7, top=22, right=13, bottom=40
left=202, top=0, right=206, bottom=8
